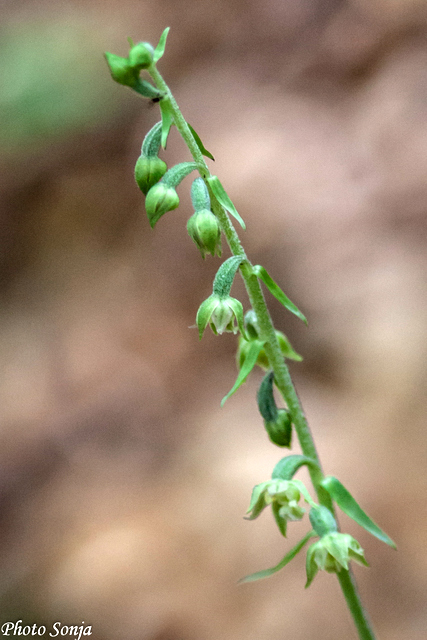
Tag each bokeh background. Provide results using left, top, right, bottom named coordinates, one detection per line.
left=1, top=1, right=426, bottom=638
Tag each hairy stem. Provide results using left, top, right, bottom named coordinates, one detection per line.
left=148, top=63, right=376, bottom=640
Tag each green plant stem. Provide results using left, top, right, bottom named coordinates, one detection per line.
left=148, top=63, right=376, bottom=640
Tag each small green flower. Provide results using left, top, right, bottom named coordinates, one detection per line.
left=128, top=42, right=154, bottom=70
left=104, top=52, right=138, bottom=87
left=145, top=182, right=180, bottom=228
left=196, top=294, right=245, bottom=339
left=246, top=479, right=313, bottom=537
left=187, top=209, right=222, bottom=259
left=135, top=156, right=168, bottom=195
left=305, top=533, right=369, bottom=587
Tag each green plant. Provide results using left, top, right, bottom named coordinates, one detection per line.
left=105, top=30, right=396, bottom=640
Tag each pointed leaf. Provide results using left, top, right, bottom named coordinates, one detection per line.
left=188, top=123, right=215, bottom=161
left=320, top=476, right=397, bottom=549
left=253, top=265, right=307, bottom=325
left=239, top=531, right=316, bottom=584
left=153, top=27, right=170, bottom=63
left=221, top=340, right=265, bottom=406
left=207, top=175, right=246, bottom=229
left=272, top=455, right=320, bottom=481
left=159, top=98, right=174, bottom=148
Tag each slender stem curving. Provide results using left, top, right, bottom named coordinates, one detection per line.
left=148, top=63, right=377, bottom=640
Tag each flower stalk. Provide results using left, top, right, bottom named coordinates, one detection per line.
left=104, top=32, right=397, bottom=640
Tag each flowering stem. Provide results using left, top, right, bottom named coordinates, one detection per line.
left=148, top=64, right=376, bottom=640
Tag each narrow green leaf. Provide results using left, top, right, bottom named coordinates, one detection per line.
left=188, top=123, right=215, bottom=161
left=320, top=476, right=397, bottom=549
left=272, top=455, right=320, bottom=481
left=221, top=340, right=265, bottom=406
left=153, top=27, right=170, bottom=63
left=207, top=175, right=246, bottom=230
left=253, top=265, right=307, bottom=325
left=159, top=98, right=174, bottom=148
left=239, top=531, right=316, bottom=584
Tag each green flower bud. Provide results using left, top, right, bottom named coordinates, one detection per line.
left=145, top=182, right=179, bottom=228
left=104, top=52, right=138, bottom=87
left=265, top=409, right=292, bottom=448
left=128, top=42, right=154, bottom=70
left=187, top=209, right=222, bottom=259
left=135, top=155, right=168, bottom=195
left=305, top=533, right=368, bottom=588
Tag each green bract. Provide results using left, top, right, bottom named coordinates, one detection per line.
left=196, top=294, right=245, bottom=339
left=187, top=210, right=222, bottom=259
left=104, top=52, right=138, bottom=87
left=145, top=182, right=179, bottom=227
left=305, top=533, right=368, bottom=588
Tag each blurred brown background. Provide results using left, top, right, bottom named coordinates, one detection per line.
left=1, top=1, right=426, bottom=638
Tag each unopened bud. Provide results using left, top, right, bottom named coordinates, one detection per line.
left=135, top=155, right=168, bottom=195
left=145, top=182, right=179, bottom=228
left=187, top=209, right=221, bottom=259
left=104, top=52, right=138, bottom=87
left=128, top=42, right=154, bottom=70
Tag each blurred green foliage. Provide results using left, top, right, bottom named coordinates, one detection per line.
left=0, top=19, right=123, bottom=156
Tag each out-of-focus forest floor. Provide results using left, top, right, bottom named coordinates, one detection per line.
left=0, top=1, right=426, bottom=639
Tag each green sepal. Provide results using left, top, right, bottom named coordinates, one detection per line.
left=272, top=454, right=321, bottom=481
left=272, top=501, right=287, bottom=537
left=213, top=256, right=245, bottom=298
left=246, top=481, right=271, bottom=520
left=162, top=162, right=198, bottom=188
left=277, top=332, right=303, bottom=362
left=188, top=123, right=215, bottom=161
left=239, top=531, right=316, bottom=584
left=207, top=175, right=246, bottom=229
left=196, top=294, right=220, bottom=340
left=320, top=476, right=397, bottom=549
left=159, top=97, right=174, bottom=148
left=309, top=506, right=338, bottom=537
left=141, top=121, right=162, bottom=157
left=153, top=27, right=170, bottom=63
left=252, top=265, right=307, bottom=325
left=133, top=79, right=163, bottom=100
left=221, top=339, right=265, bottom=406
